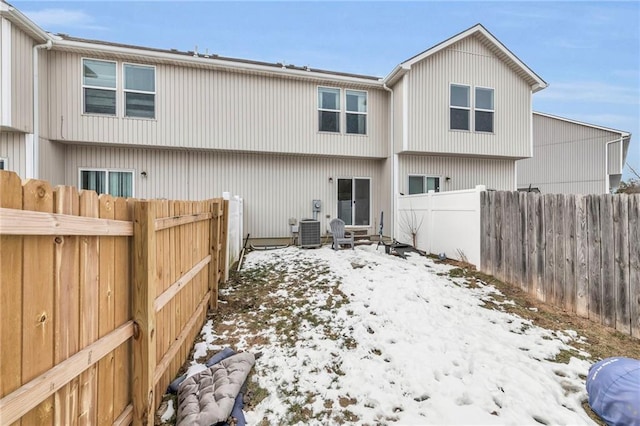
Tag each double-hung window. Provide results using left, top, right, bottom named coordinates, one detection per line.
left=408, top=175, right=440, bottom=194
left=83, top=59, right=117, bottom=115
left=450, top=84, right=495, bottom=133
left=450, top=84, right=470, bottom=131
left=80, top=169, right=134, bottom=197
left=0, top=158, right=7, bottom=170
left=475, top=87, right=494, bottom=132
left=346, top=90, right=367, bottom=135
left=124, top=64, right=156, bottom=118
left=318, top=87, right=341, bottom=132
left=318, top=87, right=368, bottom=135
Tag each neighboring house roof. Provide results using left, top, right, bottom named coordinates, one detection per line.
left=533, top=111, right=631, bottom=138
left=384, top=24, right=548, bottom=93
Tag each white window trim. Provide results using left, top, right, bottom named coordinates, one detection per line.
left=474, top=86, right=495, bottom=134
left=408, top=174, right=441, bottom=194
left=78, top=167, right=135, bottom=197
left=345, top=89, right=368, bottom=136
left=81, top=57, right=118, bottom=116
left=317, top=86, right=369, bottom=136
left=0, top=157, right=7, bottom=171
left=317, top=85, right=342, bottom=134
left=449, top=83, right=471, bottom=132
left=122, top=62, right=157, bottom=120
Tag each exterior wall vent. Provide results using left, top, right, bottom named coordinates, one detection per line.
left=299, top=219, right=321, bottom=248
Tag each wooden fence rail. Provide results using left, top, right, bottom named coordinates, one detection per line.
left=480, top=191, right=640, bottom=338
left=0, top=170, right=228, bottom=425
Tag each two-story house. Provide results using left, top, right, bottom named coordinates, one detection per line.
left=1, top=1, right=630, bottom=242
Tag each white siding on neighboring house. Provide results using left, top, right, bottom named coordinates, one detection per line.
left=0, top=131, right=26, bottom=176
left=38, top=138, right=66, bottom=185
left=0, top=17, right=10, bottom=127
left=46, top=50, right=389, bottom=158
left=398, top=154, right=515, bottom=194
left=64, top=144, right=390, bottom=238
left=518, top=113, right=630, bottom=194
left=405, top=35, right=531, bottom=158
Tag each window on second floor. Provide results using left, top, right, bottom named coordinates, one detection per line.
left=318, top=87, right=368, bottom=135
left=450, top=84, right=470, bottom=131
left=83, top=59, right=117, bottom=115
left=80, top=168, right=134, bottom=197
left=475, top=87, right=494, bottom=133
left=124, top=64, right=156, bottom=119
left=408, top=175, right=440, bottom=194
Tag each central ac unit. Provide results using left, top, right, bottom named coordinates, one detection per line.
left=299, top=219, right=321, bottom=248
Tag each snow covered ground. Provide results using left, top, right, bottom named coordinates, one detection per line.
left=168, top=245, right=595, bottom=425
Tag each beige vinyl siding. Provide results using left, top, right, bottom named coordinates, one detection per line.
left=406, top=35, right=531, bottom=158
left=64, top=145, right=389, bottom=238
left=0, top=131, right=26, bottom=176
left=393, top=76, right=404, bottom=153
left=38, top=139, right=66, bottom=185
left=10, top=22, right=34, bottom=132
left=46, top=50, right=389, bottom=158
left=0, top=18, right=8, bottom=127
left=398, top=154, right=515, bottom=194
left=517, top=113, right=626, bottom=194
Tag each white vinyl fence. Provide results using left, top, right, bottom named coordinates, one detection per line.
left=396, top=185, right=485, bottom=267
left=223, top=192, right=244, bottom=281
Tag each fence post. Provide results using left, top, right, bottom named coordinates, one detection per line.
left=209, top=199, right=222, bottom=310
left=132, top=201, right=156, bottom=425
left=220, top=199, right=229, bottom=284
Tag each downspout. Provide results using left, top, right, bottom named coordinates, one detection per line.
left=383, top=83, right=395, bottom=239
left=30, top=38, right=52, bottom=179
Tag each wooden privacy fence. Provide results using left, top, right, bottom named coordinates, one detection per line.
left=480, top=191, right=640, bottom=338
left=0, top=170, right=228, bottom=425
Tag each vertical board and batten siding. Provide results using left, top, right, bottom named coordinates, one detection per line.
left=392, top=76, right=404, bottom=153
left=63, top=144, right=389, bottom=238
left=398, top=155, right=516, bottom=193
left=38, top=138, right=66, bottom=186
left=45, top=50, right=389, bottom=158
left=10, top=22, right=34, bottom=132
left=406, top=35, right=531, bottom=158
left=517, top=113, right=625, bottom=194
left=0, top=131, right=26, bottom=176
left=481, top=191, right=640, bottom=338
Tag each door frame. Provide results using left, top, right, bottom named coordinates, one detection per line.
left=336, top=176, right=371, bottom=227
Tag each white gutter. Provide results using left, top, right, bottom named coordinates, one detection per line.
left=383, top=83, right=395, bottom=239
left=30, top=39, right=52, bottom=179
left=53, top=38, right=384, bottom=88
left=2, top=4, right=50, bottom=42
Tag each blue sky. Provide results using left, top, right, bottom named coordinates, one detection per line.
left=12, top=0, right=640, bottom=180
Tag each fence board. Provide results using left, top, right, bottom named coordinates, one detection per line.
left=21, top=179, right=55, bottom=425
left=543, top=194, right=556, bottom=303
left=587, top=196, right=602, bottom=323
left=78, top=190, right=99, bottom=426
left=97, top=195, right=116, bottom=425
left=575, top=195, right=589, bottom=317
left=518, top=192, right=528, bottom=291
left=0, top=207, right=132, bottom=235
left=600, top=195, right=615, bottom=328
left=613, top=195, right=630, bottom=334
left=564, top=195, right=577, bottom=312
left=553, top=194, right=565, bottom=306
left=526, top=192, right=537, bottom=295
left=0, top=171, right=23, bottom=426
left=53, top=186, right=81, bottom=426
left=629, top=195, right=640, bottom=339
left=534, top=194, right=545, bottom=300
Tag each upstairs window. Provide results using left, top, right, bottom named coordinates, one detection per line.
left=83, top=59, right=116, bottom=115
left=124, top=64, right=156, bottom=119
left=346, top=90, right=367, bottom=135
left=80, top=169, right=133, bottom=197
left=450, top=84, right=470, bottom=131
left=408, top=175, right=440, bottom=194
left=475, top=87, right=494, bottom=133
left=318, top=87, right=340, bottom=132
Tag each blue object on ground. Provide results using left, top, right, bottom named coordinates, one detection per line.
left=218, top=393, right=246, bottom=426
left=167, top=347, right=237, bottom=394
left=586, top=357, right=640, bottom=426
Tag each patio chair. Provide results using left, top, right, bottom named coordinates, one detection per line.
left=329, top=218, right=354, bottom=250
